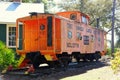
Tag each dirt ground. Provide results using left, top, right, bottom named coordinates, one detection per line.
left=1, top=65, right=120, bottom=80
left=0, top=57, right=120, bottom=80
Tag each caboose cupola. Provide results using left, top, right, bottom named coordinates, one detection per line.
left=56, top=11, right=90, bottom=24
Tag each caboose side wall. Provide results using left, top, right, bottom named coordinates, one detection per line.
left=54, top=18, right=61, bottom=53
left=101, top=31, right=105, bottom=51
left=61, top=19, right=73, bottom=54
left=93, top=28, right=97, bottom=52
left=60, top=17, right=95, bottom=54
left=60, top=19, right=82, bottom=54
left=93, top=28, right=106, bottom=53
left=100, top=30, right=106, bottom=52
left=98, top=30, right=103, bottom=52
left=81, top=24, right=95, bottom=54
left=57, top=11, right=106, bottom=55
left=74, top=22, right=84, bottom=53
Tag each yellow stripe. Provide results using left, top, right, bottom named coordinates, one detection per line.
left=44, top=55, right=52, bottom=61
left=17, top=54, right=26, bottom=67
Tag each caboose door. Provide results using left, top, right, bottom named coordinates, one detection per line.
left=23, top=19, right=48, bottom=51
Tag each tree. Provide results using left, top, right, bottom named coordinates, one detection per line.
left=115, top=0, right=120, bottom=48
left=6, top=0, right=43, bottom=3
left=115, top=23, right=120, bottom=48
left=21, top=0, right=36, bottom=3
left=42, top=0, right=55, bottom=13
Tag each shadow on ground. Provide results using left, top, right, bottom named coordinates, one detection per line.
left=1, top=61, right=109, bottom=80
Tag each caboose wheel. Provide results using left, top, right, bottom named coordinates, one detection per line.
left=82, top=57, right=87, bottom=62
left=33, top=62, right=40, bottom=68
left=89, top=54, right=94, bottom=62
left=32, top=52, right=46, bottom=68
left=59, top=57, right=70, bottom=68
left=94, top=52, right=101, bottom=61
left=76, top=57, right=80, bottom=63
left=72, top=52, right=80, bottom=63
left=54, top=61, right=63, bottom=68
left=47, top=61, right=56, bottom=68
left=33, top=54, right=41, bottom=68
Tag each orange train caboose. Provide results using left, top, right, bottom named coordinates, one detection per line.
left=16, top=11, right=107, bottom=68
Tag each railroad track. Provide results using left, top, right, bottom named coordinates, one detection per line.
left=3, top=60, right=107, bottom=77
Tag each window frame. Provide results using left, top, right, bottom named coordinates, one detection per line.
left=6, top=24, right=16, bottom=48
left=91, top=35, right=94, bottom=42
left=70, top=13, right=77, bottom=20
left=83, top=35, right=89, bottom=45
left=68, top=31, right=72, bottom=39
left=76, top=32, right=82, bottom=40
left=82, top=16, right=88, bottom=24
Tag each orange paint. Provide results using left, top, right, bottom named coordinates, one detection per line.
left=16, top=11, right=107, bottom=63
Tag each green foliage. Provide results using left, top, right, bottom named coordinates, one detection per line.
left=106, top=48, right=112, bottom=56
left=111, top=49, right=120, bottom=73
left=22, top=0, right=36, bottom=3
left=106, top=48, right=117, bottom=56
left=0, top=41, right=17, bottom=71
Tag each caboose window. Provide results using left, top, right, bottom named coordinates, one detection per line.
left=91, top=35, right=94, bottom=42
left=40, top=24, right=45, bottom=30
left=77, top=32, right=82, bottom=40
left=7, top=25, right=16, bottom=48
left=83, top=36, right=89, bottom=45
left=82, top=16, right=87, bottom=24
left=68, top=31, right=72, bottom=39
left=98, top=37, right=100, bottom=42
left=70, top=13, right=77, bottom=20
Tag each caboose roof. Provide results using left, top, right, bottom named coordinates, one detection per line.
left=17, top=13, right=54, bottom=21
left=0, top=2, right=44, bottom=24
left=17, top=11, right=90, bottom=22
left=56, top=11, right=90, bottom=20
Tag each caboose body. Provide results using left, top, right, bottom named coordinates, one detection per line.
left=16, top=11, right=107, bottom=68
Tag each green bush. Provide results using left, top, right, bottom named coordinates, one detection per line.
left=0, top=41, right=17, bottom=71
left=111, top=49, right=120, bottom=73
left=106, top=48, right=111, bottom=56
left=106, top=48, right=118, bottom=56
